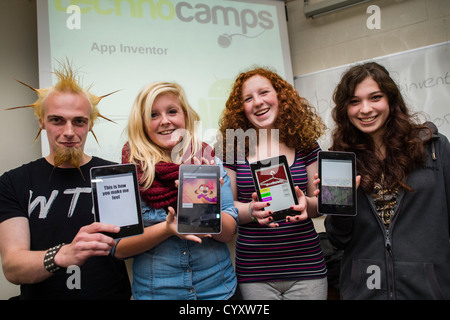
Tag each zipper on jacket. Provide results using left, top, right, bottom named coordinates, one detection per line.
left=385, top=229, right=393, bottom=257
left=367, top=193, right=398, bottom=299
left=384, top=227, right=395, bottom=299
left=369, top=209, right=396, bottom=299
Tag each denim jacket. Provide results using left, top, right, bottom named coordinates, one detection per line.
left=132, top=159, right=238, bottom=300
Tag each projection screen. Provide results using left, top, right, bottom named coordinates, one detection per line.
left=36, top=0, right=293, bottom=162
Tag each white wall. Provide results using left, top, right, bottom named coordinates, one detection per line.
left=286, top=0, right=450, bottom=76
left=1, top=0, right=449, bottom=299
left=0, top=0, right=40, bottom=300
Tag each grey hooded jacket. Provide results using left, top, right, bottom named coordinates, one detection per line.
left=325, top=124, right=450, bottom=300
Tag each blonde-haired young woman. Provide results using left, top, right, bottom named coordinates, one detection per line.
left=114, top=82, right=239, bottom=300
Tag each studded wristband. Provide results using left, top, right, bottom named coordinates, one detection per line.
left=43, top=243, right=65, bottom=273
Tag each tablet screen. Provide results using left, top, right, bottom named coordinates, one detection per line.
left=94, top=172, right=139, bottom=226
left=177, top=165, right=221, bottom=234
left=250, top=155, right=298, bottom=221
left=321, top=159, right=353, bottom=206
left=91, top=164, right=143, bottom=238
left=253, top=162, right=296, bottom=212
left=318, top=151, right=357, bottom=216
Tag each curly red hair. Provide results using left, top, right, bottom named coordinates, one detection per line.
left=217, top=67, right=325, bottom=160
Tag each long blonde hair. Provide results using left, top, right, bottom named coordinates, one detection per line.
left=125, top=82, right=203, bottom=189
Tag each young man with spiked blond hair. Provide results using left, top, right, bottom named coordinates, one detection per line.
left=0, top=62, right=131, bottom=299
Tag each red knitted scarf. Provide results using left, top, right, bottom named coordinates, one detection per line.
left=141, top=162, right=180, bottom=209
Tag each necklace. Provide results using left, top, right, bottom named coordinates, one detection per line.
left=372, top=174, right=398, bottom=228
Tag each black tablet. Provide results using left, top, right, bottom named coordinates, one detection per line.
left=250, top=155, right=298, bottom=222
left=318, top=151, right=357, bottom=216
left=177, top=164, right=221, bottom=234
left=90, top=164, right=144, bottom=239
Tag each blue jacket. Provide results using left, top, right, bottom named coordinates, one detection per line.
left=131, top=158, right=238, bottom=300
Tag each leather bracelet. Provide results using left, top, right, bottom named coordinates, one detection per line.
left=43, top=243, right=65, bottom=273
left=249, top=202, right=257, bottom=223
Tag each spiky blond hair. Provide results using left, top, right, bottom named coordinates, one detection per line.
left=7, top=60, right=116, bottom=143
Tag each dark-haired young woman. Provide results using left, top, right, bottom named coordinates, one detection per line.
left=325, top=62, right=450, bottom=300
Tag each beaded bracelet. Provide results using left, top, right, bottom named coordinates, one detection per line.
left=248, top=202, right=257, bottom=223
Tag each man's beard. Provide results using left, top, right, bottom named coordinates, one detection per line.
left=52, top=146, right=85, bottom=179
left=54, top=146, right=84, bottom=168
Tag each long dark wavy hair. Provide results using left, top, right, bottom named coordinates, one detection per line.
left=217, top=67, right=326, bottom=161
left=331, top=62, right=429, bottom=193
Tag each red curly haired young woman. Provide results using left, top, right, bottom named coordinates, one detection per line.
left=217, top=67, right=328, bottom=300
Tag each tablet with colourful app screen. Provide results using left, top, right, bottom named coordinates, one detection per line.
left=250, top=155, right=298, bottom=222
left=177, top=164, right=221, bottom=234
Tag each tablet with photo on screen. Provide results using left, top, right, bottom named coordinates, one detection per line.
left=318, top=151, right=357, bottom=216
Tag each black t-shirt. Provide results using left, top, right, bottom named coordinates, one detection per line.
left=0, top=157, right=131, bottom=299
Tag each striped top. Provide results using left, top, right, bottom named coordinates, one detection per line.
left=224, top=146, right=327, bottom=283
